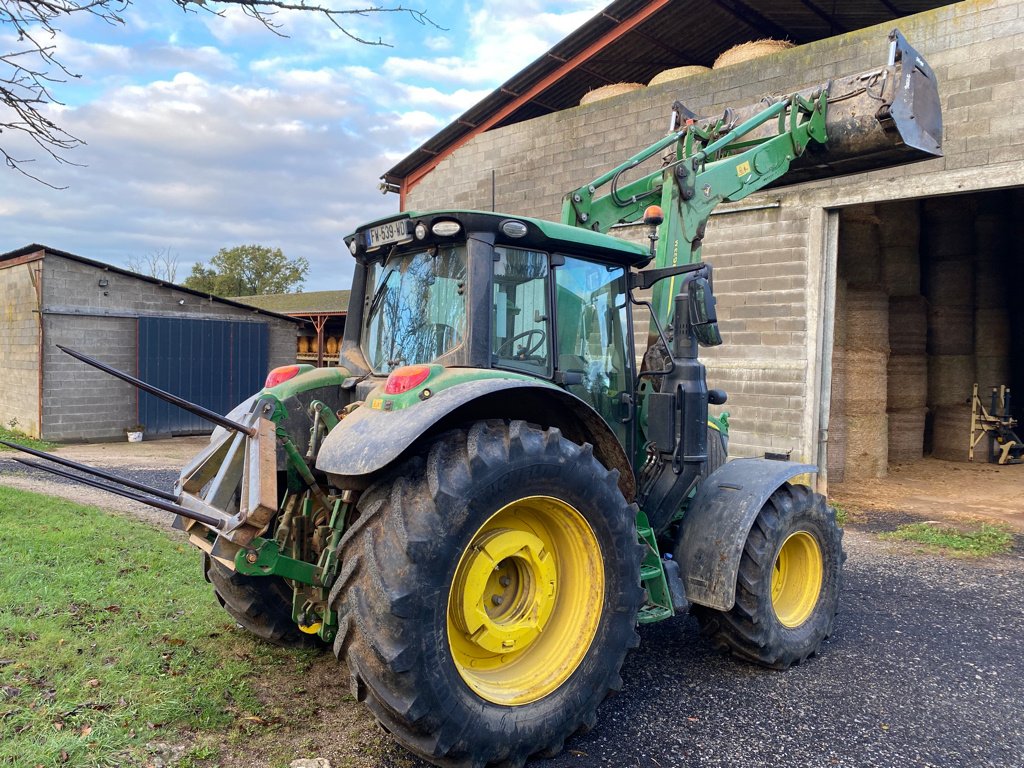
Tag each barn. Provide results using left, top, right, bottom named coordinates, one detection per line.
left=381, top=0, right=1023, bottom=485
left=0, top=244, right=302, bottom=441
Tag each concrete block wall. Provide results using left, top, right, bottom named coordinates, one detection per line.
left=405, top=0, right=1024, bottom=461
left=0, top=260, right=41, bottom=436
left=41, top=255, right=299, bottom=441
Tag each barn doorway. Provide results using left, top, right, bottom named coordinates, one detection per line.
left=827, top=189, right=1022, bottom=484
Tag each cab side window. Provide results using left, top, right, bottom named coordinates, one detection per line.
left=492, top=247, right=552, bottom=376
left=554, top=256, right=631, bottom=441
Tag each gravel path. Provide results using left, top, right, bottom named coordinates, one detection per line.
left=532, top=530, right=1024, bottom=768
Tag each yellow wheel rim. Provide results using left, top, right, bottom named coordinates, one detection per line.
left=771, top=531, right=823, bottom=628
left=447, top=496, right=603, bottom=706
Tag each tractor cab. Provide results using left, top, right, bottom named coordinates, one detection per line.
left=343, top=210, right=650, bottom=444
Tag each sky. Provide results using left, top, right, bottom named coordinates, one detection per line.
left=0, top=1, right=606, bottom=291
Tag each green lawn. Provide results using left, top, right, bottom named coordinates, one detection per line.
left=0, top=486, right=311, bottom=768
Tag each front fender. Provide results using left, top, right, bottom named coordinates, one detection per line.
left=675, top=458, right=818, bottom=611
left=315, top=378, right=635, bottom=499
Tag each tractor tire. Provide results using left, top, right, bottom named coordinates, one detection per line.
left=690, top=482, right=843, bottom=669
left=701, top=424, right=728, bottom=479
left=329, top=420, right=644, bottom=767
left=203, top=554, right=320, bottom=648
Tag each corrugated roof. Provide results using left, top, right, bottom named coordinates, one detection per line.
left=0, top=243, right=303, bottom=325
left=230, top=290, right=350, bottom=315
left=384, top=0, right=956, bottom=193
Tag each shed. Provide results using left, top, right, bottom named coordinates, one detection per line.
left=230, top=290, right=350, bottom=368
left=385, top=0, right=1023, bottom=484
left=0, top=244, right=302, bottom=441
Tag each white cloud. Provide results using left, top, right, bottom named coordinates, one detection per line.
left=1, top=1, right=610, bottom=291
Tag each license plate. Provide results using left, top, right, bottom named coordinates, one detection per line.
left=365, top=219, right=412, bottom=250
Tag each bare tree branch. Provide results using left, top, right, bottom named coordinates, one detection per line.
left=0, top=1, right=442, bottom=183
left=128, top=246, right=180, bottom=282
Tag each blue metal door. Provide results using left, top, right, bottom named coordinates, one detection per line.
left=138, top=317, right=268, bottom=435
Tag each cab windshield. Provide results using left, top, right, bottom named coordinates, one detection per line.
left=361, top=246, right=467, bottom=374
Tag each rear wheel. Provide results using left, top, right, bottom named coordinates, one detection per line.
left=329, top=420, right=643, bottom=767
left=691, top=483, right=843, bottom=669
left=203, top=554, right=318, bottom=648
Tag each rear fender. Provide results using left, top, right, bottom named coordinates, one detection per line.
left=315, top=378, right=635, bottom=500
left=675, top=458, right=818, bottom=611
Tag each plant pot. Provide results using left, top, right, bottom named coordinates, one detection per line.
left=127, top=431, right=144, bottom=443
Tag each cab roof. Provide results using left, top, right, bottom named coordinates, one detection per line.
left=347, top=210, right=651, bottom=268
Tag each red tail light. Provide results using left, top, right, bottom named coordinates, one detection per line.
left=265, top=365, right=301, bottom=388
left=385, top=365, right=431, bottom=394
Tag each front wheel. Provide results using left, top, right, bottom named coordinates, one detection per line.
left=691, top=483, right=843, bottom=669
left=329, top=420, right=644, bottom=767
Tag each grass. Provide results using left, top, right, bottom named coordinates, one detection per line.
left=0, top=424, right=58, bottom=453
left=880, top=521, right=1015, bottom=558
left=0, top=486, right=315, bottom=768
left=830, top=503, right=848, bottom=527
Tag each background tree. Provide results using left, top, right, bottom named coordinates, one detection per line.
left=184, top=244, right=308, bottom=296
left=1, top=1, right=438, bottom=184
left=127, top=246, right=180, bottom=283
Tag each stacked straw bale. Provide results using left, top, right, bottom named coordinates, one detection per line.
left=837, top=205, right=881, bottom=288
left=879, top=200, right=921, bottom=296
left=974, top=205, right=1012, bottom=393
left=840, top=284, right=889, bottom=480
left=886, top=295, right=928, bottom=462
left=922, top=197, right=977, bottom=460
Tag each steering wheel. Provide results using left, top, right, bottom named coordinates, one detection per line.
left=496, top=329, right=546, bottom=358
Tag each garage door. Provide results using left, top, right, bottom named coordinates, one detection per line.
left=138, top=317, right=268, bottom=435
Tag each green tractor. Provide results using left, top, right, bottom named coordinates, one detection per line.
left=6, top=30, right=942, bottom=767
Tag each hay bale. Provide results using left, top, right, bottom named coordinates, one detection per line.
left=830, top=345, right=847, bottom=412
left=838, top=215, right=881, bottom=287
left=926, top=259, right=975, bottom=307
left=832, top=278, right=848, bottom=348
left=928, top=354, right=975, bottom=407
left=976, top=355, right=1011, bottom=393
left=826, top=413, right=847, bottom=484
left=878, top=200, right=920, bottom=249
left=931, top=404, right=972, bottom=462
left=579, top=83, right=644, bottom=105
left=974, top=212, right=1006, bottom=257
left=648, top=65, right=710, bottom=86
left=975, top=308, right=1011, bottom=357
left=713, top=39, right=794, bottom=69
left=888, top=407, right=927, bottom=463
left=844, top=412, right=888, bottom=480
left=975, top=268, right=1008, bottom=309
left=882, top=246, right=921, bottom=297
left=325, top=336, right=339, bottom=355
left=297, top=336, right=311, bottom=354
left=887, top=354, right=927, bottom=410
left=846, top=290, right=889, bottom=353
left=844, top=349, right=888, bottom=415
left=889, top=296, right=927, bottom=355
left=922, top=197, right=976, bottom=259
left=927, top=305, right=974, bottom=356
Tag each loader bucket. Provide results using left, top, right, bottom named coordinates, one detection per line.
left=691, top=29, right=943, bottom=187
left=783, top=28, right=942, bottom=184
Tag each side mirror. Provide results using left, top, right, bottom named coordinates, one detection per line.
left=688, top=277, right=722, bottom=347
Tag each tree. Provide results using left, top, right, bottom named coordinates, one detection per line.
left=127, top=246, right=180, bottom=283
left=184, top=244, right=308, bottom=296
left=1, top=1, right=438, bottom=184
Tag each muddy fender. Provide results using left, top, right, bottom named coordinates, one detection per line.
left=675, top=458, right=818, bottom=611
left=315, top=378, right=634, bottom=498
